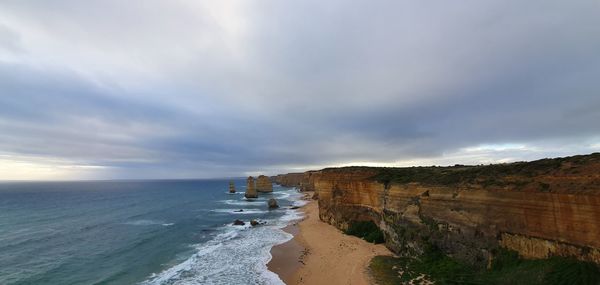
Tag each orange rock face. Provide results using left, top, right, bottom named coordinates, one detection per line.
left=274, top=173, right=304, bottom=187
left=279, top=153, right=600, bottom=265
left=245, top=176, right=258, bottom=198
left=256, top=175, right=273, bottom=193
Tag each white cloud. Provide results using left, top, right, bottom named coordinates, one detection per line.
left=0, top=0, right=599, bottom=179
left=0, top=154, right=110, bottom=180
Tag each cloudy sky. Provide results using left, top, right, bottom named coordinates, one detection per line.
left=1, top=0, right=599, bottom=180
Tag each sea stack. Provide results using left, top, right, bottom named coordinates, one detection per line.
left=228, top=181, right=236, bottom=193
left=256, top=175, right=273, bottom=193
left=245, top=176, right=258, bottom=198
left=267, top=198, right=279, bottom=209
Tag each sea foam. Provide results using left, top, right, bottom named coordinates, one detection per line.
left=141, top=187, right=305, bottom=285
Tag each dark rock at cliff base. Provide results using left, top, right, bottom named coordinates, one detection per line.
left=268, top=198, right=279, bottom=209
left=233, top=219, right=245, bottom=226
left=250, top=219, right=267, bottom=226
left=290, top=206, right=300, bottom=210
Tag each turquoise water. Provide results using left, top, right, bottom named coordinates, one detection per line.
left=0, top=179, right=302, bottom=284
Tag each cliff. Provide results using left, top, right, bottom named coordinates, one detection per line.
left=274, top=172, right=304, bottom=187
left=256, top=175, right=273, bottom=192
left=276, top=153, right=600, bottom=266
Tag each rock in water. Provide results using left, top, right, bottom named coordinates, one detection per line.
left=256, top=175, right=273, bottom=193
left=245, top=176, right=258, bottom=198
left=229, top=181, right=236, bottom=193
left=233, top=219, right=245, bottom=226
left=250, top=219, right=259, bottom=226
left=268, top=198, right=279, bottom=209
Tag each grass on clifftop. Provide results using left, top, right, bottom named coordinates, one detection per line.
left=369, top=246, right=600, bottom=285
left=369, top=152, right=600, bottom=188
left=344, top=220, right=385, bottom=244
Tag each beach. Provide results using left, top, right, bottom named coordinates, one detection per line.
left=268, top=192, right=391, bottom=285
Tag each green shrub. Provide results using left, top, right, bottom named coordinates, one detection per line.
left=345, top=220, right=385, bottom=244
left=490, top=248, right=522, bottom=270
left=369, top=153, right=600, bottom=188
left=369, top=247, right=600, bottom=285
left=365, top=230, right=385, bottom=244
left=543, top=258, right=600, bottom=285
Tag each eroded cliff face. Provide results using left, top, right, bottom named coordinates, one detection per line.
left=256, top=175, right=273, bottom=192
left=277, top=153, right=600, bottom=266
left=274, top=173, right=304, bottom=187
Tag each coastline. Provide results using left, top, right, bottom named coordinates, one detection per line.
left=268, top=224, right=304, bottom=284
left=268, top=191, right=391, bottom=285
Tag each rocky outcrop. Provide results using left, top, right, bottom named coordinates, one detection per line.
left=268, top=198, right=279, bottom=209
left=279, top=153, right=600, bottom=266
left=300, top=171, right=318, bottom=192
left=245, top=176, right=258, bottom=198
left=276, top=171, right=318, bottom=191
left=250, top=219, right=267, bottom=226
left=256, top=175, right=273, bottom=193
left=229, top=181, right=236, bottom=193
left=274, top=172, right=304, bottom=187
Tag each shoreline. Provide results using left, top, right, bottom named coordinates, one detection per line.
left=267, top=224, right=304, bottom=284
left=268, top=191, right=391, bottom=285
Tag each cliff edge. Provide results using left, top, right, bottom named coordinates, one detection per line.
left=276, top=153, right=600, bottom=266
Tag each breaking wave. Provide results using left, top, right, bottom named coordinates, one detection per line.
left=141, top=187, right=305, bottom=285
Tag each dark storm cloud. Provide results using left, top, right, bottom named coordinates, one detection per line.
left=0, top=0, right=599, bottom=179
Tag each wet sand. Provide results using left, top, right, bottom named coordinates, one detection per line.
left=268, top=193, right=391, bottom=285
left=267, top=224, right=304, bottom=283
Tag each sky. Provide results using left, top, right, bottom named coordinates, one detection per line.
left=1, top=0, right=599, bottom=180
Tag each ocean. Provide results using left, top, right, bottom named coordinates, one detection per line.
left=0, top=179, right=303, bottom=285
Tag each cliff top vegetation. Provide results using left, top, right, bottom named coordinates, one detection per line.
left=323, top=152, right=600, bottom=192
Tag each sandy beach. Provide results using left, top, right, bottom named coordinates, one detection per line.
left=268, top=192, right=391, bottom=285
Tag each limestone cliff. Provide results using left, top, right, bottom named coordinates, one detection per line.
left=245, top=176, right=258, bottom=198
left=256, top=175, right=273, bottom=193
left=274, top=172, right=304, bottom=187
left=277, top=153, right=600, bottom=266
